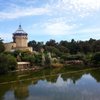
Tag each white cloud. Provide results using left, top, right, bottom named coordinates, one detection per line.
left=77, top=27, right=100, bottom=33
left=47, top=0, right=100, bottom=17
left=71, top=0, right=100, bottom=10
left=0, top=0, right=100, bottom=20
left=0, top=33, right=12, bottom=42
left=43, top=19, right=76, bottom=36
left=0, top=5, right=50, bottom=19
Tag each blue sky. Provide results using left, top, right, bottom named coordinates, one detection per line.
left=0, top=0, right=100, bottom=43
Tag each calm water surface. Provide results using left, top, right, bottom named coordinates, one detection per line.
left=0, top=68, right=100, bottom=100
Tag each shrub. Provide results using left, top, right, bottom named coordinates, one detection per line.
left=51, top=63, right=63, bottom=68
left=91, top=52, right=100, bottom=65
left=0, top=53, right=17, bottom=74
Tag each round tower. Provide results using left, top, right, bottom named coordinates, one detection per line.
left=13, top=25, right=28, bottom=48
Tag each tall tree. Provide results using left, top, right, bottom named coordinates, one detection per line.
left=0, top=38, right=5, bottom=53
left=46, top=39, right=58, bottom=47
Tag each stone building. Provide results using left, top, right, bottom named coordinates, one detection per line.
left=4, top=25, right=32, bottom=52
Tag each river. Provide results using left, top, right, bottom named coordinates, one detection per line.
left=0, top=67, right=100, bottom=100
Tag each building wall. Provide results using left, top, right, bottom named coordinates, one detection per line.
left=17, top=62, right=30, bottom=70
left=4, top=43, right=16, bottom=52
left=14, top=47, right=33, bottom=52
left=14, top=35, right=27, bottom=47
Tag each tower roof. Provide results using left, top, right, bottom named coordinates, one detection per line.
left=13, top=25, right=27, bottom=36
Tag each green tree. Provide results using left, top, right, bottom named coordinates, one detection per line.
left=46, top=39, right=58, bottom=47
left=92, top=40, right=100, bottom=52
left=0, top=38, right=5, bottom=53
left=91, top=52, right=100, bottom=65
left=0, top=53, right=17, bottom=74
left=28, top=40, right=44, bottom=51
left=68, top=39, right=79, bottom=54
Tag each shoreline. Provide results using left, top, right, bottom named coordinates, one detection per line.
left=0, top=67, right=100, bottom=85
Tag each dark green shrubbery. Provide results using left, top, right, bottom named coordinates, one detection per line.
left=61, top=54, right=84, bottom=61
left=0, top=53, right=17, bottom=74
left=0, top=38, right=5, bottom=53
left=91, top=52, right=100, bottom=66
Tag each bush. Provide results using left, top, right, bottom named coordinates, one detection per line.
left=34, top=54, right=42, bottom=66
left=0, top=53, right=17, bottom=74
left=91, top=52, right=100, bottom=65
left=61, top=54, right=84, bottom=61
left=51, top=63, right=63, bottom=68
left=0, top=41, right=5, bottom=53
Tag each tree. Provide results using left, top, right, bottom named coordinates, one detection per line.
left=0, top=53, right=17, bottom=74
left=78, top=41, right=92, bottom=54
left=46, top=39, right=58, bottom=47
left=92, top=40, right=100, bottom=52
left=68, top=39, right=79, bottom=54
left=91, top=52, right=100, bottom=65
left=28, top=40, right=44, bottom=51
left=0, top=38, right=5, bottom=53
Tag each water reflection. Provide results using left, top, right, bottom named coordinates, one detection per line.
left=0, top=69, right=100, bottom=100
left=14, top=83, right=29, bottom=99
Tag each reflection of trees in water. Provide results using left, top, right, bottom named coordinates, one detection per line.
left=61, top=72, right=85, bottom=84
left=14, top=82, right=29, bottom=99
left=45, top=75, right=58, bottom=83
left=30, top=68, right=87, bottom=84
left=1, top=68, right=100, bottom=100
left=12, top=68, right=100, bottom=100
left=0, top=84, right=11, bottom=100
left=89, top=69, right=100, bottom=82
left=36, top=70, right=85, bottom=84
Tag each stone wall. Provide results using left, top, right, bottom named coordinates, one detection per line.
left=14, top=35, right=27, bottom=47
left=4, top=42, right=16, bottom=52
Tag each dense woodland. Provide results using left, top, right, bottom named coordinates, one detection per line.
left=28, top=38, right=100, bottom=66
left=0, top=38, right=100, bottom=74
left=28, top=38, right=100, bottom=54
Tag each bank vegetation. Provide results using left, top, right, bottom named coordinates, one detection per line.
left=0, top=38, right=100, bottom=74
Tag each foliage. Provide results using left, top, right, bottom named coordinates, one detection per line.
left=0, top=38, right=99, bottom=74
left=91, top=52, right=100, bottom=65
left=66, top=54, right=84, bottom=61
left=0, top=38, right=5, bottom=53
left=28, top=38, right=100, bottom=56
left=28, top=38, right=100, bottom=66
left=0, top=53, right=17, bottom=74
left=51, top=63, right=63, bottom=68
left=33, top=54, right=42, bottom=66
left=28, top=40, right=44, bottom=51
left=45, top=54, right=51, bottom=66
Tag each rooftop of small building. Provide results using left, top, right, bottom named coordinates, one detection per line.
left=13, top=25, right=27, bottom=36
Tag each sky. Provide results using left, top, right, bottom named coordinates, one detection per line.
left=0, top=0, right=100, bottom=43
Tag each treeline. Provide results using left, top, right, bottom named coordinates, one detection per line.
left=28, top=38, right=100, bottom=66
left=0, top=38, right=100, bottom=74
left=28, top=38, right=100, bottom=54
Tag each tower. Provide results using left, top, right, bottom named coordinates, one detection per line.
left=4, top=25, right=32, bottom=52
left=13, top=25, right=28, bottom=48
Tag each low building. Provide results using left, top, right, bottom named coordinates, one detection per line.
left=17, top=62, right=30, bottom=70
left=4, top=25, right=32, bottom=52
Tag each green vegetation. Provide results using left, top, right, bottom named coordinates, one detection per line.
left=0, top=38, right=5, bottom=53
left=28, top=38, right=100, bottom=66
left=0, top=38, right=17, bottom=74
left=91, top=52, right=100, bottom=66
left=0, top=37, right=100, bottom=75
left=0, top=53, right=17, bottom=74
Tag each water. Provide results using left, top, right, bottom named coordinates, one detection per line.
left=0, top=68, right=100, bottom=100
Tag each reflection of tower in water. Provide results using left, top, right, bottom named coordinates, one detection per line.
left=14, top=83, right=29, bottom=99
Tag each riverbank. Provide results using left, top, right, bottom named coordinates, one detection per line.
left=0, top=66, right=100, bottom=85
